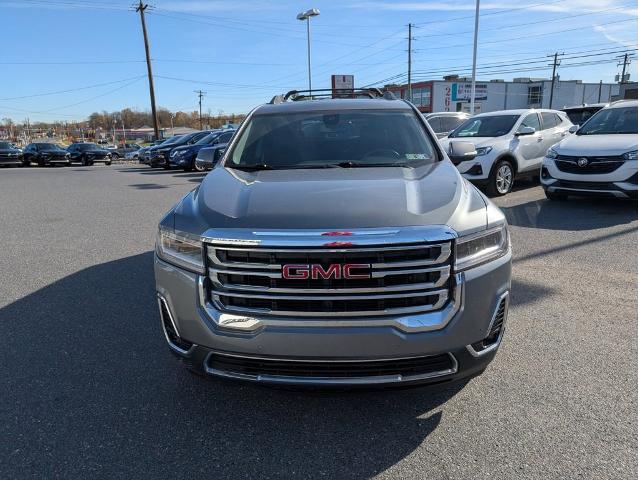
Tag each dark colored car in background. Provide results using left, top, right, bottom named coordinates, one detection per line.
left=193, top=130, right=235, bottom=171
left=67, top=142, right=112, bottom=166
left=169, top=129, right=235, bottom=171
left=561, top=103, right=607, bottom=126
left=138, top=140, right=166, bottom=164
left=149, top=131, right=211, bottom=168
left=0, top=141, right=24, bottom=167
left=23, top=143, right=70, bottom=167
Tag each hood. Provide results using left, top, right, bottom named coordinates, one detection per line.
left=172, top=161, right=490, bottom=235
left=440, top=136, right=497, bottom=151
left=554, top=133, right=638, bottom=156
left=173, top=144, right=205, bottom=154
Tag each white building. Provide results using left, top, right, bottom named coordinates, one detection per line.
left=385, top=76, right=620, bottom=114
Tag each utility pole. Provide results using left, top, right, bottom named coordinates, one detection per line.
left=470, top=0, right=480, bottom=115
left=195, top=90, right=206, bottom=130
left=135, top=1, right=160, bottom=141
left=548, top=52, right=562, bottom=109
left=598, top=80, right=603, bottom=103
left=617, top=53, right=633, bottom=84
left=407, top=23, right=413, bottom=103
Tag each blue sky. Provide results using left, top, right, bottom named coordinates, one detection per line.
left=1, top=0, right=637, bottom=123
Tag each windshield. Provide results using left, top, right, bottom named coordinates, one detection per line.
left=577, top=106, right=638, bottom=135
left=449, top=115, right=519, bottom=138
left=39, top=143, right=63, bottom=151
left=227, top=110, right=437, bottom=170
left=195, top=132, right=220, bottom=145
left=160, top=135, right=183, bottom=146
left=563, top=108, right=601, bottom=125
left=0, top=141, right=13, bottom=149
left=77, top=143, right=98, bottom=150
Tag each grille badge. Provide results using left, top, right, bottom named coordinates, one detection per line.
left=577, top=157, right=589, bottom=167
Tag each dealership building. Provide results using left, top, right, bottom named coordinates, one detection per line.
left=384, top=76, right=620, bottom=114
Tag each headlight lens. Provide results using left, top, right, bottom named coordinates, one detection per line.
left=623, top=150, right=638, bottom=160
left=546, top=147, right=559, bottom=159
left=455, top=224, right=510, bottom=271
left=475, top=146, right=492, bottom=156
left=156, top=227, right=204, bottom=273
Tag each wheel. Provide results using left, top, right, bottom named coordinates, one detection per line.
left=486, top=160, right=514, bottom=197
left=22, top=159, right=30, bottom=167
left=183, top=164, right=193, bottom=172
left=82, top=156, right=89, bottom=166
left=544, top=189, right=567, bottom=201
left=105, top=161, right=112, bottom=166
left=194, top=161, right=206, bottom=172
left=111, top=153, right=120, bottom=159
left=163, top=162, right=171, bottom=170
left=38, top=158, right=45, bottom=168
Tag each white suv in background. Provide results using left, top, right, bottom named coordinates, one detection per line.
left=541, top=100, right=638, bottom=200
left=441, top=109, right=572, bottom=196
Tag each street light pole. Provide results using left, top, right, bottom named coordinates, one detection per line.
left=470, top=0, right=480, bottom=115
left=297, top=8, right=320, bottom=95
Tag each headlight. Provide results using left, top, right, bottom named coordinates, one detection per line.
left=455, top=224, right=510, bottom=272
left=546, top=147, right=559, bottom=159
left=623, top=150, right=638, bottom=160
left=475, top=146, right=492, bottom=156
left=156, top=227, right=204, bottom=273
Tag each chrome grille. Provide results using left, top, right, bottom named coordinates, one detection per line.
left=555, top=155, right=624, bottom=175
left=206, top=242, right=453, bottom=317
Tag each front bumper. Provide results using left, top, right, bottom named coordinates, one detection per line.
left=0, top=156, right=23, bottom=165
left=541, top=159, right=638, bottom=198
left=154, top=250, right=511, bottom=387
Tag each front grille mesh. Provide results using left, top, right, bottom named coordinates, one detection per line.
left=206, top=242, right=453, bottom=317
left=555, top=155, right=624, bottom=175
left=207, top=353, right=455, bottom=379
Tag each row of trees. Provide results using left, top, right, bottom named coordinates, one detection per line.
left=1, top=108, right=245, bottom=142
left=86, top=108, right=245, bottom=131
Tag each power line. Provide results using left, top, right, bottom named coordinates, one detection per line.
left=0, top=76, right=146, bottom=101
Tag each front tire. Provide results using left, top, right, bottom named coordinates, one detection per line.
left=544, top=189, right=567, bottom=201
left=194, top=162, right=206, bottom=172
left=486, top=160, right=514, bottom=197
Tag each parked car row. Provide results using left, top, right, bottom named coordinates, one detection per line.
left=437, top=100, right=638, bottom=200
left=139, top=127, right=237, bottom=171
left=0, top=141, right=114, bottom=167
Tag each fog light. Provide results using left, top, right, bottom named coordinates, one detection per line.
left=467, top=164, right=483, bottom=176
left=541, top=166, right=551, bottom=179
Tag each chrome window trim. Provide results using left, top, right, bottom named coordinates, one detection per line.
left=203, top=351, right=458, bottom=386
left=197, top=273, right=464, bottom=332
left=466, top=290, right=509, bottom=358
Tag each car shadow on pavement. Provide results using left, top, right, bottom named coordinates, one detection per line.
left=0, top=252, right=465, bottom=479
left=501, top=197, right=638, bottom=230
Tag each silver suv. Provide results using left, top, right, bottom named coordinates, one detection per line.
left=154, top=89, right=512, bottom=387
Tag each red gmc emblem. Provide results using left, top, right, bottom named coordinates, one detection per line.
left=282, top=264, right=371, bottom=280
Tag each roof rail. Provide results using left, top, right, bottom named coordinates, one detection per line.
left=269, top=88, right=396, bottom=103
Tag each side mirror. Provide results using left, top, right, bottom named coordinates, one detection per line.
left=448, top=141, right=477, bottom=164
left=214, top=148, right=227, bottom=162
left=568, top=125, right=579, bottom=133
left=515, top=126, right=536, bottom=136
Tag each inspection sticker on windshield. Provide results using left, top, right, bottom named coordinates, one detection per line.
left=406, top=153, right=428, bottom=160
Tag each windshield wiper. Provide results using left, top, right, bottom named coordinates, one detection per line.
left=332, top=161, right=411, bottom=168
left=229, top=163, right=275, bottom=171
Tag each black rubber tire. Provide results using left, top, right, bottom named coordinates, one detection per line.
left=111, top=153, right=119, bottom=159
left=485, top=159, right=515, bottom=197
left=544, top=189, right=567, bottom=201
left=183, top=164, right=193, bottom=172
left=105, top=161, right=112, bottom=166
left=194, top=162, right=206, bottom=172
left=82, top=157, right=89, bottom=166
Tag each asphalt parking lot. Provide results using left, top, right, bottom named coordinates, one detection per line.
left=1, top=165, right=636, bottom=479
